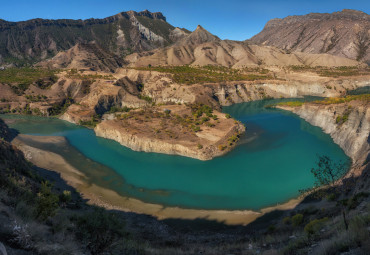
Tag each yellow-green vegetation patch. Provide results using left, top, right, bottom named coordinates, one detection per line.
left=132, top=65, right=272, bottom=84
left=79, top=114, right=101, bottom=128
left=304, top=217, right=329, bottom=236
left=276, top=101, right=304, bottom=107
left=66, top=69, right=114, bottom=80
left=0, top=67, right=60, bottom=94
left=288, top=65, right=370, bottom=77
left=0, top=67, right=59, bottom=84
left=275, top=94, right=369, bottom=108
left=313, top=94, right=370, bottom=104
left=336, top=107, right=352, bottom=125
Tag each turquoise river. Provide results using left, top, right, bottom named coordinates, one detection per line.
left=1, top=98, right=350, bottom=211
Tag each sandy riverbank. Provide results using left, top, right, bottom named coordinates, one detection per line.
left=12, top=134, right=302, bottom=225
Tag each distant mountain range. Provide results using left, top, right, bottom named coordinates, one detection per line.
left=0, top=9, right=369, bottom=67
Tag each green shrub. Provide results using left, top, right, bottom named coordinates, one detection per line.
left=51, top=212, right=71, bottom=234
left=304, top=217, right=328, bottom=235
left=283, top=216, right=291, bottom=225
left=347, top=192, right=369, bottom=210
left=326, top=193, right=337, bottom=201
left=218, top=145, right=227, bottom=151
left=59, top=190, right=72, bottom=204
left=201, top=116, right=210, bottom=122
left=191, top=103, right=213, bottom=118
left=108, top=106, right=131, bottom=113
left=75, top=208, right=126, bottom=255
left=15, top=200, right=35, bottom=221
left=35, top=181, right=59, bottom=220
left=138, top=95, right=153, bottom=103
left=282, top=236, right=310, bottom=255
left=192, top=125, right=201, bottom=132
left=79, top=115, right=101, bottom=128
left=225, top=113, right=231, bottom=119
left=268, top=224, right=276, bottom=233
left=292, top=214, right=303, bottom=227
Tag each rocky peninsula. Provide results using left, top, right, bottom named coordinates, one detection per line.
left=95, top=104, right=245, bottom=160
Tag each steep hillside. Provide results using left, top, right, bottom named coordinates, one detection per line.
left=0, top=10, right=189, bottom=65
left=127, top=25, right=362, bottom=68
left=250, top=9, right=370, bottom=64
left=37, top=42, right=125, bottom=72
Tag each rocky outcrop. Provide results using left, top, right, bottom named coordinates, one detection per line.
left=277, top=100, right=370, bottom=168
left=250, top=9, right=370, bottom=64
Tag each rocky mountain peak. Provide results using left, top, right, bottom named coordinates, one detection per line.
left=178, top=25, right=219, bottom=46
left=123, top=10, right=166, bottom=21
left=195, top=25, right=205, bottom=31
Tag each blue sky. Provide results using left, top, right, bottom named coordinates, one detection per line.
left=1, top=0, right=369, bottom=40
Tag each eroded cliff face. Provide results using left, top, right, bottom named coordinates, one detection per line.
left=60, top=78, right=148, bottom=124
left=119, top=69, right=370, bottom=108
left=278, top=101, right=370, bottom=170
left=203, top=79, right=370, bottom=107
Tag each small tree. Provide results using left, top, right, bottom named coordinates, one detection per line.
left=307, top=155, right=351, bottom=230
left=311, top=155, right=347, bottom=190
left=35, top=181, right=59, bottom=220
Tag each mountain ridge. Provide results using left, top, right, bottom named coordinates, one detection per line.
left=0, top=9, right=368, bottom=67
left=0, top=10, right=189, bottom=65
left=125, top=24, right=362, bottom=68
left=249, top=9, right=370, bottom=64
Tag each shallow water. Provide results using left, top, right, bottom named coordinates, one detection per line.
left=347, top=85, right=370, bottom=95
left=1, top=98, right=349, bottom=210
